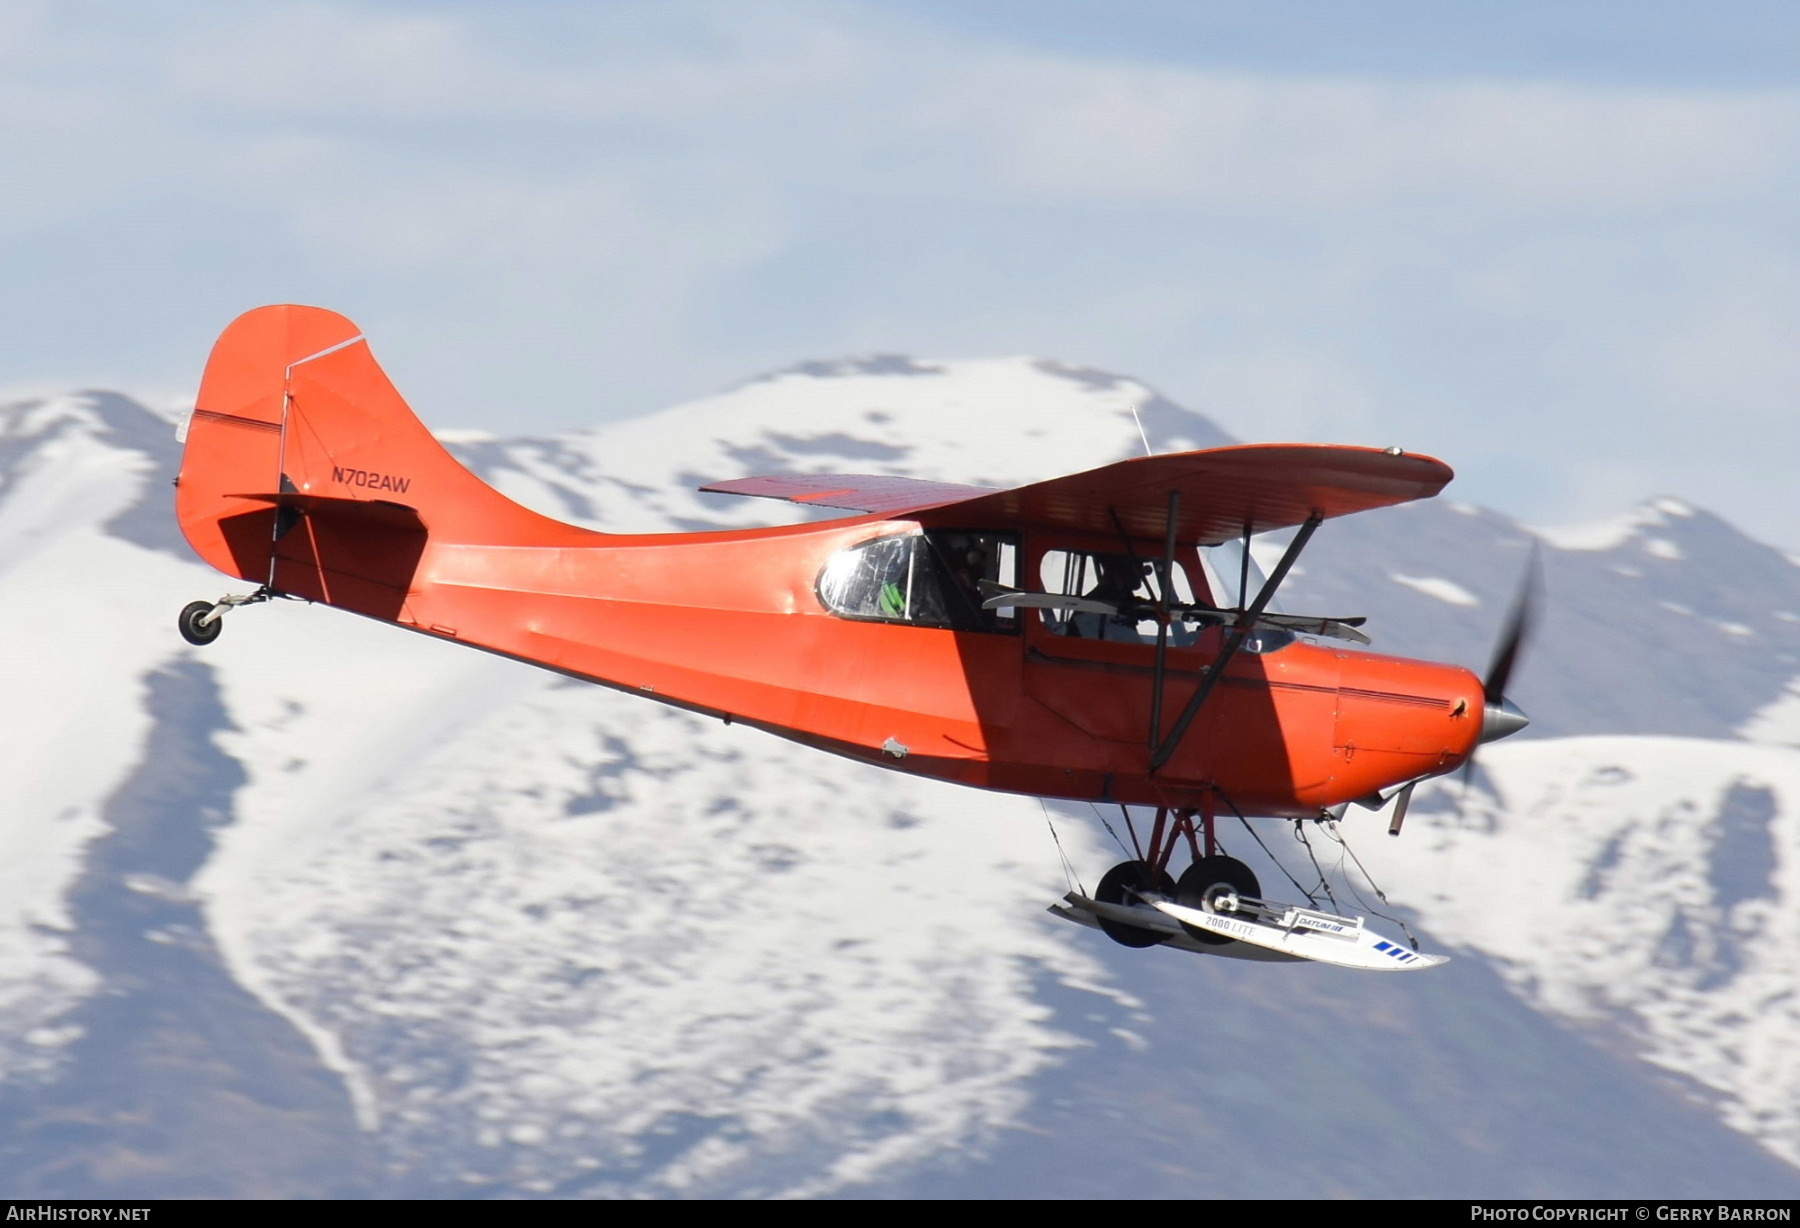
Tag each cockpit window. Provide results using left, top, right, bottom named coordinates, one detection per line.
left=1037, top=550, right=1201, bottom=645
left=1031, top=549, right=1294, bottom=654
left=818, top=530, right=1020, bottom=633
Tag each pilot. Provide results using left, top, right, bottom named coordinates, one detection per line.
left=938, top=533, right=997, bottom=627
left=1069, top=555, right=1152, bottom=642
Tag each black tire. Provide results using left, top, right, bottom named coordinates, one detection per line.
left=1175, top=855, right=1261, bottom=946
left=1094, top=860, right=1176, bottom=948
left=178, top=601, right=222, bottom=646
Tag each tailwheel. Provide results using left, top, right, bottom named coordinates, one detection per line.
left=1175, top=855, right=1261, bottom=945
left=178, top=601, right=222, bottom=646
left=177, top=587, right=273, bottom=646
left=1094, top=860, right=1176, bottom=948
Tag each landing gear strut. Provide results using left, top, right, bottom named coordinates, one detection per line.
left=177, top=586, right=273, bottom=645
left=1093, top=802, right=1260, bottom=949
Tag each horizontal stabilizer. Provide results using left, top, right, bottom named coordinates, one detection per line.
left=226, top=491, right=423, bottom=529
left=214, top=490, right=428, bottom=620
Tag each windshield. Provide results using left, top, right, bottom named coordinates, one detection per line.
left=1201, top=535, right=1283, bottom=614
left=817, top=530, right=1019, bottom=633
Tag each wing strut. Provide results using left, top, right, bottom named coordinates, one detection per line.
left=1149, top=512, right=1322, bottom=775
left=1148, top=489, right=1179, bottom=752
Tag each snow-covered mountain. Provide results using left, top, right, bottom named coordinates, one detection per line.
left=2, top=361, right=1799, bottom=1197
left=1384, top=737, right=1800, bottom=1166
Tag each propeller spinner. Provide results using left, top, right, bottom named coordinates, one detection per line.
left=1388, top=545, right=1540, bottom=836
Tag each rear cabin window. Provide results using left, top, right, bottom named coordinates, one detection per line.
left=1036, top=548, right=1296, bottom=654
left=1037, top=550, right=1203, bottom=646
left=818, top=531, right=1019, bottom=633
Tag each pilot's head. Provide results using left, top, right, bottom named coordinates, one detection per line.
left=945, top=533, right=989, bottom=575
left=1095, top=555, right=1149, bottom=594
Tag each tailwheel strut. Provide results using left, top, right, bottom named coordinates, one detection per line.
left=178, top=586, right=273, bottom=646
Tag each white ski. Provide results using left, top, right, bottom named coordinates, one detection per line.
left=1051, top=891, right=1447, bottom=971
left=1148, top=892, right=1448, bottom=971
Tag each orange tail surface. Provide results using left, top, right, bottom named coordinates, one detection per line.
left=176, top=304, right=596, bottom=621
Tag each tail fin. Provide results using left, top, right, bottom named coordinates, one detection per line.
left=177, top=304, right=590, bottom=620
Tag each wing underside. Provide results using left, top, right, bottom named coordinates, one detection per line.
left=697, top=473, right=996, bottom=515
left=700, top=444, right=1452, bottom=543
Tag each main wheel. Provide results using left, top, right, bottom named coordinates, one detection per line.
left=178, top=601, right=222, bottom=646
left=1175, top=855, right=1261, bottom=946
left=1094, top=860, right=1176, bottom=948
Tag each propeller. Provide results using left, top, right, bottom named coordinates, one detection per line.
left=979, top=585, right=1373, bottom=644
left=1477, top=543, right=1542, bottom=746
left=1389, top=544, right=1541, bottom=837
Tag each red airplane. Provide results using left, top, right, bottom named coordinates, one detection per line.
left=173, top=305, right=1531, bottom=965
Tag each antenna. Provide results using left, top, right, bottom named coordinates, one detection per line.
left=1129, top=404, right=1153, bottom=457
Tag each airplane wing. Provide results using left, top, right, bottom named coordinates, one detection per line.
left=697, top=473, right=997, bottom=515
left=700, top=444, right=1451, bottom=544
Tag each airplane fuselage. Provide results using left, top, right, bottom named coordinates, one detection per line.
left=378, top=515, right=1484, bottom=817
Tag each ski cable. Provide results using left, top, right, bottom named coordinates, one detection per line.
left=1119, top=804, right=1145, bottom=863
left=1042, top=799, right=1085, bottom=896
left=1293, top=820, right=1340, bottom=912
left=1216, top=791, right=1317, bottom=907
left=1090, top=802, right=1135, bottom=863
left=1321, top=819, right=1424, bottom=952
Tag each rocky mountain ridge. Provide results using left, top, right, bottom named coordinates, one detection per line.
left=0, top=361, right=1796, bottom=1196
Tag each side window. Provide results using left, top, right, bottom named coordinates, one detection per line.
left=818, top=531, right=1019, bottom=633
left=1037, top=550, right=1200, bottom=645
left=929, top=530, right=1020, bottom=632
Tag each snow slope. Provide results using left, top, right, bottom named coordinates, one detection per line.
left=4, top=359, right=1800, bottom=1195
left=1363, top=737, right=1800, bottom=1165
left=0, top=395, right=194, bottom=1085
left=199, top=607, right=1111, bottom=1195
left=445, top=356, right=1229, bottom=534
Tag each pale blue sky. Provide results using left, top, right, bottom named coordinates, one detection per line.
left=3, top=2, right=1798, bottom=544
left=902, top=2, right=1800, bottom=86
